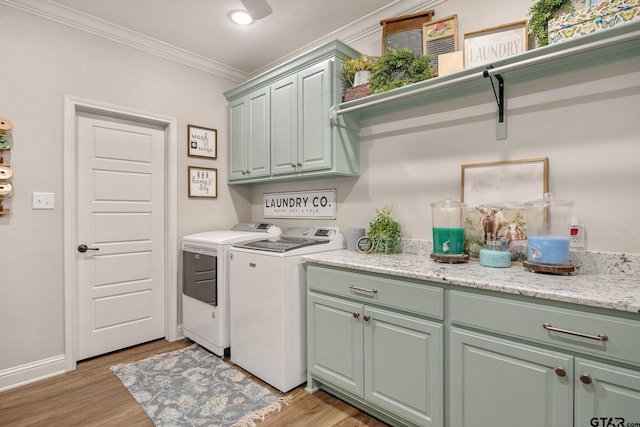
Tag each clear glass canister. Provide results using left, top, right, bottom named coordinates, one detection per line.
left=431, top=197, right=465, bottom=255
left=479, top=241, right=511, bottom=268
left=524, top=193, right=574, bottom=265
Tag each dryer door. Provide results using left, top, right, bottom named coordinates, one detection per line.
left=183, top=251, right=217, bottom=305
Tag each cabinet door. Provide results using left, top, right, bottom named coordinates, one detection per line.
left=364, top=307, right=443, bottom=427
left=450, top=328, right=572, bottom=427
left=228, top=97, right=247, bottom=181
left=298, top=60, right=332, bottom=172
left=271, top=74, right=299, bottom=176
left=246, top=87, right=271, bottom=178
left=308, top=292, right=364, bottom=397
left=575, top=358, right=640, bottom=427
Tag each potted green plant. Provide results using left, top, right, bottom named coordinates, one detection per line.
left=366, top=205, right=402, bottom=254
left=368, top=47, right=435, bottom=94
left=341, top=54, right=377, bottom=87
left=528, top=0, right=574, bottom=46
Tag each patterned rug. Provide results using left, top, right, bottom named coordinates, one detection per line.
left=111, top=344, right=291, bottom=427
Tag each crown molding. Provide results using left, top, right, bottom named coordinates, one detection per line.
left=0, top=0, right=251, bottom=82
left=1, top=0, right=448, bottom=83
left=250, top=0, right=448, bottom=77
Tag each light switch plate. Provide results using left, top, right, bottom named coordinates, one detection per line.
left=33, top=192, right=54, bottom=209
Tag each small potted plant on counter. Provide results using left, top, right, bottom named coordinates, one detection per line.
left=366, top=205, right=402, bottom=254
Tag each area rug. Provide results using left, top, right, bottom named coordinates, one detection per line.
left=111, top=344, right=291, bottom=427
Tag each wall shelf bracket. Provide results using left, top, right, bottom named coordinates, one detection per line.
left=484, top=65, right=506, bottom=140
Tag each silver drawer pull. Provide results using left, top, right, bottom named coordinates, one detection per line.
left=543, top=323, right=608, bottom=342
left=348, top=284, right=378, bottom=294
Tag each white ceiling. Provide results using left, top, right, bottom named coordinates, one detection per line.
left=3, top=0, right=440, bottom=82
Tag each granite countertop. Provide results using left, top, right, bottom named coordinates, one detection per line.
left=302, top=249, right=640, bottom=314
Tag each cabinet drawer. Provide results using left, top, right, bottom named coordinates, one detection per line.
left=307, top=265, right=443, bottom=319
left=449, top=291, right=640, bottom=366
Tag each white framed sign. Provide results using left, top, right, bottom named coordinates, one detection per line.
left=187, top=124, right=217, bottom=159
left=188, top=166, right=217, bottom=198
left=464, top=20, right=528, bottom=69
left=263, top=190, right=336, bottom=219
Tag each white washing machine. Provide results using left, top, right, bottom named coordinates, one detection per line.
left=229, top=226, right=345, bottom=392
left=181, top=222, right=280, bottom=356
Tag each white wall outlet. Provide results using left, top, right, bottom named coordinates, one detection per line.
left=570, top=224, right=585, bottom=248
left=32, top=192, right=55, bottom=210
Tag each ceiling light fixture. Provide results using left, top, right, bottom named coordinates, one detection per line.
left=228, top=9, right=253, bottom=25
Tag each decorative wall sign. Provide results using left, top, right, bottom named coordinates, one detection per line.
left=463, top=20, right=528, bottom=69
left=423, top=15, right=459, bottom=72
left=263, top=190, right=336, bottom=219
left=188, top=166, right=217, bottom=198
left=187, top=124, right=217, bottom=159
left=461, top=158, right=549, bottom=262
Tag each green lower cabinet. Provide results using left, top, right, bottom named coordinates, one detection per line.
left=450, top=328, right=573, bottom=427
left=308, top=292, right=443, bottom=427
left=575, top=358, right=640, bottom=426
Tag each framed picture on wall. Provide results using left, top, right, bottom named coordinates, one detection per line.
left=461, top=157, right=548, bottom=262
left=187, top=124, right=217, bottom=159
left=188, top=166, right=217, bottom=198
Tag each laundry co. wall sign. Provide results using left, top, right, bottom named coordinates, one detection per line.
left=263, top=190, right=336, bottom=219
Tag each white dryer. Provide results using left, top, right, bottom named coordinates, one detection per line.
left=229, top=226, right=345, bottom=392
left=181, top=222, right=280, bottom=356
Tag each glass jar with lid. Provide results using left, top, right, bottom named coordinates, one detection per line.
left=430, top=197, right=465, bottom=255
left=524, top=193, right=574, bottom=265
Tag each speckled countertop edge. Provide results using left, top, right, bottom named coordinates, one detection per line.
left=302, top=248, right=640, bottom=314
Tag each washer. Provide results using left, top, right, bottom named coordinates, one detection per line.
left=229, top=226, right=345, bottom=392
left=181, top=222, right=280, bottom=356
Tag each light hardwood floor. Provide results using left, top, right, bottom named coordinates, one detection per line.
left=0, top=339, right=390, bottom=427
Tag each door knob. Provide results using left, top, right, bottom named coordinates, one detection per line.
left=77, top=244, right=99, bottom=253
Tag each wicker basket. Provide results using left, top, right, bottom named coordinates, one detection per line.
left=343, top=83, right=371, bottom=102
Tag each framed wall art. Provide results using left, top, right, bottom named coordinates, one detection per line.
left=461, top=157, right=548, bottom=262
left=188, top=166, right=217, bottom=198
left=187, top=124, right=217, bottom=159
left=463, top=20, right=528, bottom=69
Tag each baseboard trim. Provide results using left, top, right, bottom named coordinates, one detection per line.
left=0, top=354, right=66, bottom=392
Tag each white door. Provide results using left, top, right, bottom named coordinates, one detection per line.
left=76, top=113, right=165, bottom=360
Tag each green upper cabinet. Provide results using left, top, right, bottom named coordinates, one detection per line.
left=228, top=87, right=271, bottom=181
left=224, top=40, right=361, bottom=185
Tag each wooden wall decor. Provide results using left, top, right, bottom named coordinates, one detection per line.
left=423, top=15, right=459, bottom=73
left=380, top=9, right=435, bottom=55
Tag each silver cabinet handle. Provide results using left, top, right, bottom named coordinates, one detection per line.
left=543, top=323, right=608, bottom=342
left=348, top=284, right=378, bottom=294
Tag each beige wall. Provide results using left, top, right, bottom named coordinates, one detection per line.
left=0, top=6, right=250, bottom=372
left=250, top=1, right=640, bottom=255
left=1, top=0, right=638, bottom=386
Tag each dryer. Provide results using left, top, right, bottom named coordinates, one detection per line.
left=181, top=222, right=280, bottom=356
